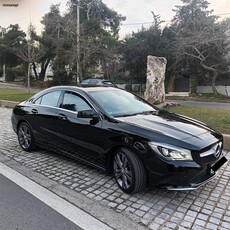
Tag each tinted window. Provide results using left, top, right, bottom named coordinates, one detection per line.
left=61, top=91, right=91, bottom=112
left=89, top=79, right=98, bottom=85
left=34, top=91, right=61, bottom=107
left=81, top=79, right=91, bottom=85
left=34, top=97, right=42, bottom=105
left=103, top=81, right=114, bottom=86
left=89, top=89, right=155, bottom=117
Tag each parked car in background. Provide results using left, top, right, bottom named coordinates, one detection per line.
left=80, top=78, right=117, bottom=87
left=11, top=86, right=227, bottom=194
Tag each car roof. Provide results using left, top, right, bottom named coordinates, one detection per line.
left=80, top=79, right=114, bottom=85
left=82, top=78, right=112, bottom=81
left=43, top=85, right=119, bottom=93
left=28, top=85, right=121, bottom=102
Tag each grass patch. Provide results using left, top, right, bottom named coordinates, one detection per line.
left=166, top=106, right=230, bottom=135
left=0, top=89, right=34, bottom=102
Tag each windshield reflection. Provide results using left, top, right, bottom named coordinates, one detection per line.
left=89, top=90, right=156, bottom=117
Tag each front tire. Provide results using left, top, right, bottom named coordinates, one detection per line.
left=113, top=148, right=147, bottom=194
left=17, top=122, right=35, bottom=152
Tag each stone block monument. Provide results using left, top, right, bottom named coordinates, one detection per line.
left=144, top=55, right=167, bottom=105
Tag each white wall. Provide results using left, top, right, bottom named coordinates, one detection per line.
left=197, top=86, right=230, bottom=96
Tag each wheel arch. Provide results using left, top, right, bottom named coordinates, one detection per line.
left=16, top=119, right=31, bottom=132
left=105, top=145, right=148, bottom=179
left=109, top=145, right=149, bottom=194
left=17, top=120, right=36, bottom=152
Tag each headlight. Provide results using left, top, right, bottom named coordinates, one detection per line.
left=149, top=142, right=193, bottom=161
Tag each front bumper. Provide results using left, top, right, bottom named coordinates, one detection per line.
left=166, top=155, right=227, bottom=191
left=146, top=149, right=227, bottom=190
left=166, top=173, right=216, bottom=191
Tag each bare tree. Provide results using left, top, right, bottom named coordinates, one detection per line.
left=12, top=23, right=36, bottom=92
left=173, top=24, right=229, bottom=94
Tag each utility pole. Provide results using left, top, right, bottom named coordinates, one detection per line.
left=27, top=39, right=31, bottom=93
left=2, top=64, right=5, bottom=82
left=76, top=0, right=80, bottom=83
left=27, top=24, right=32, bottom=93
left=0, top=26, right=6, bottom=82
left=72, top=0, right=81, bottom=83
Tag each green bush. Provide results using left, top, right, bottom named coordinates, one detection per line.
left=51, top=70, right=70, bottom=85
left=13, top=65, right=24, bottom=77
left=125, top=84, right=132, bottom=92
left=6, top=68, right=17, bottom=81
left=190, top=74, right=198, bottom=94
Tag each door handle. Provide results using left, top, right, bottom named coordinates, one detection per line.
left=31, top=109, right=38, bottom=114
left=58, top=114, right=67, bottom=120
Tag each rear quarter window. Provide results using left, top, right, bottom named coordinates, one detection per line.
left=34, top=91, right=61, bottom=107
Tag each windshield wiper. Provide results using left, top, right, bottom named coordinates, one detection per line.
left=139, top=110, right=157, bottom=115
left=117, top=113, right=139, bottom=117
left=118, top=110, right=157, bottom=117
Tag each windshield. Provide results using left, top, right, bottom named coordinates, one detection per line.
left=89, top=89, right=156, bottom=117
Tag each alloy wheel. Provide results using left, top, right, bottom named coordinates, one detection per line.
left=113, top=152, right=133, bottom=190
left=18, top=123, right=33, bottom=150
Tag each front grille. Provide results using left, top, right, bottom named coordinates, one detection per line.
left=200, top=141, right=222, bottom=158
left=213, top=142, right=222, bottom=158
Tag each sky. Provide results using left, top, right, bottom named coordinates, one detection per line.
left=0, top=0, right=230, bottom=38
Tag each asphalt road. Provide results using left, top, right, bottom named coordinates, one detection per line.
left=0, top=161, right=113, bottom=230
left=0, top=174, right=82, bottom=230
left=165, top=99, right=230, bottom=110
left=0, top=82, right=40, bottom=93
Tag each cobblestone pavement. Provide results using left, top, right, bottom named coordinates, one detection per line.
left=0, top=107, right=230, bottom=230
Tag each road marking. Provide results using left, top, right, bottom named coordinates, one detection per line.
left=0, top=162, right=112, bottom=230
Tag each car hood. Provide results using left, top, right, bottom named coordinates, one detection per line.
left=115, top=111, right=221, bottom=150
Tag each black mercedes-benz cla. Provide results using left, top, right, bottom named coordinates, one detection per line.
left=11, top=86, right=227, bottom=194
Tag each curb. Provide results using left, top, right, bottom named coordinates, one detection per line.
left=1, top=99, right=230, bottom=150
left=0, top=100, right=18, bottom=108
left=0, top=154, right=144, bottom=230
left=224, top=134, right=230, bottom=151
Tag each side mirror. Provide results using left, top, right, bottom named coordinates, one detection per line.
left=77, top=109, right=97, bottom=118
left=77, top=109, right=100, bottom=125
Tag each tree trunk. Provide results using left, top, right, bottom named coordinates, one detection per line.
left=211, top=70, right=218, bottom=95
left=32, top=62, right=38, bottom=81
left=39, top=59, right=50, bottom=81
left=167, top=72, right=176, bottom=92
left=23, top=61, right=28, bottom=84
left=189, top=74, right=198, bottom=95
left=200, top=61, right=219, bottom=95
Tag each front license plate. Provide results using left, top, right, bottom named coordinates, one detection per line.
left=212, top=157, right=227, bottom=172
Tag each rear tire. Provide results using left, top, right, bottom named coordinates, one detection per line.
left=113, top=148, right=147, bottom=194
left=17, top=122, right=35, bottom=152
